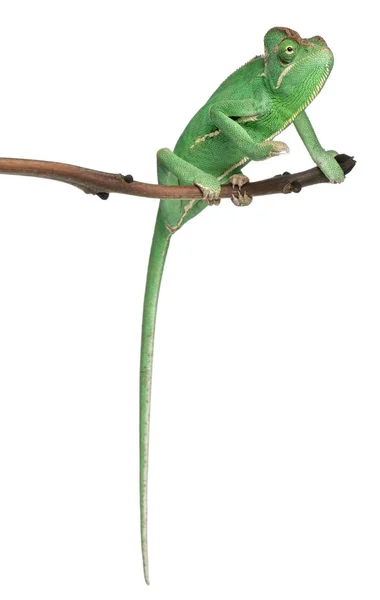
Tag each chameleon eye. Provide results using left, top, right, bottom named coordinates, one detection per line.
left=278, top=39, right=298, bottom=64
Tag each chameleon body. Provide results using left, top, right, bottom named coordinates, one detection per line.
left=139, top=26, right=344, bottom=584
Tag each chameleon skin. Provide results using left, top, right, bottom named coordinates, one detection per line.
left=139, top=26, right=344, bottom=584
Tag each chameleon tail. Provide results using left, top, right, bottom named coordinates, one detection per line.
left=139, top=211, right=171, bottom=585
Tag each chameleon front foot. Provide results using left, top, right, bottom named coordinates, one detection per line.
left=229, top=174, right=252, bottom=206
left=316, top=150, right=345, bottom=183
left=268, top=141, right=289, bottom=157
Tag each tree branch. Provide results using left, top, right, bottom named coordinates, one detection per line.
left=0, top=154, right=355, bottom=200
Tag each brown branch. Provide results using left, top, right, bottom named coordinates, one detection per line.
left=0, top=154, right=355, bottom=200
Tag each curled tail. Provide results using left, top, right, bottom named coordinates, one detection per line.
left=140, top=211, right=171, bottom=585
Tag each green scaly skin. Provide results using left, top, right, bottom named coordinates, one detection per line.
left=139, top=26, right=344, bottom=584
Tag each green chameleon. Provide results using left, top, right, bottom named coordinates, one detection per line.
left=139, top=26, right=344, bottom=584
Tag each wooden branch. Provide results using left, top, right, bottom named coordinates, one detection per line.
left=0, top=154, right=355, bottom=201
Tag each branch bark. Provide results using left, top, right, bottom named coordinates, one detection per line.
left=0, top=154, right=355, bottom=200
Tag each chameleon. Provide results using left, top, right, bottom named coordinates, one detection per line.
left=139, top=26, right=344, bottom=584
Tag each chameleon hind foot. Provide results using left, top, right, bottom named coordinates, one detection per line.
left=229, top=174, right=252, bottom=206
left=315, top=150, right=345, bottom=183
left=195, top=181, right=221, bottom=205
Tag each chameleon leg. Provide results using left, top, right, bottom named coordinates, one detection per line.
left=157, top=147, right=221, bottom=205
left=293, top=111, right=344, bottom=183
left=209, top=99, right=289, bottom=160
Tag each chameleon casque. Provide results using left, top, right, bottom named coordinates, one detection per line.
left=139, top=26, right=344, bottom=583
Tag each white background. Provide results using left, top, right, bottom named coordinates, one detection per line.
left=0, top=2, right=378, bottom=598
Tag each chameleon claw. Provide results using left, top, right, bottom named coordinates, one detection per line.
left=231, top=191, right=253, bottom=206
left=195, top=182, right=221, bottom=205
left=269, top=141, right=289, bottom=157
left=229, top=174, right=252, bottom=206
left=229, top=174, right=249, bottom=188
left=316, top=151, right=345, bottom=183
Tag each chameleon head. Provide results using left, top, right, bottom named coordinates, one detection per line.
left=263, top=27, right=334, bottom=106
